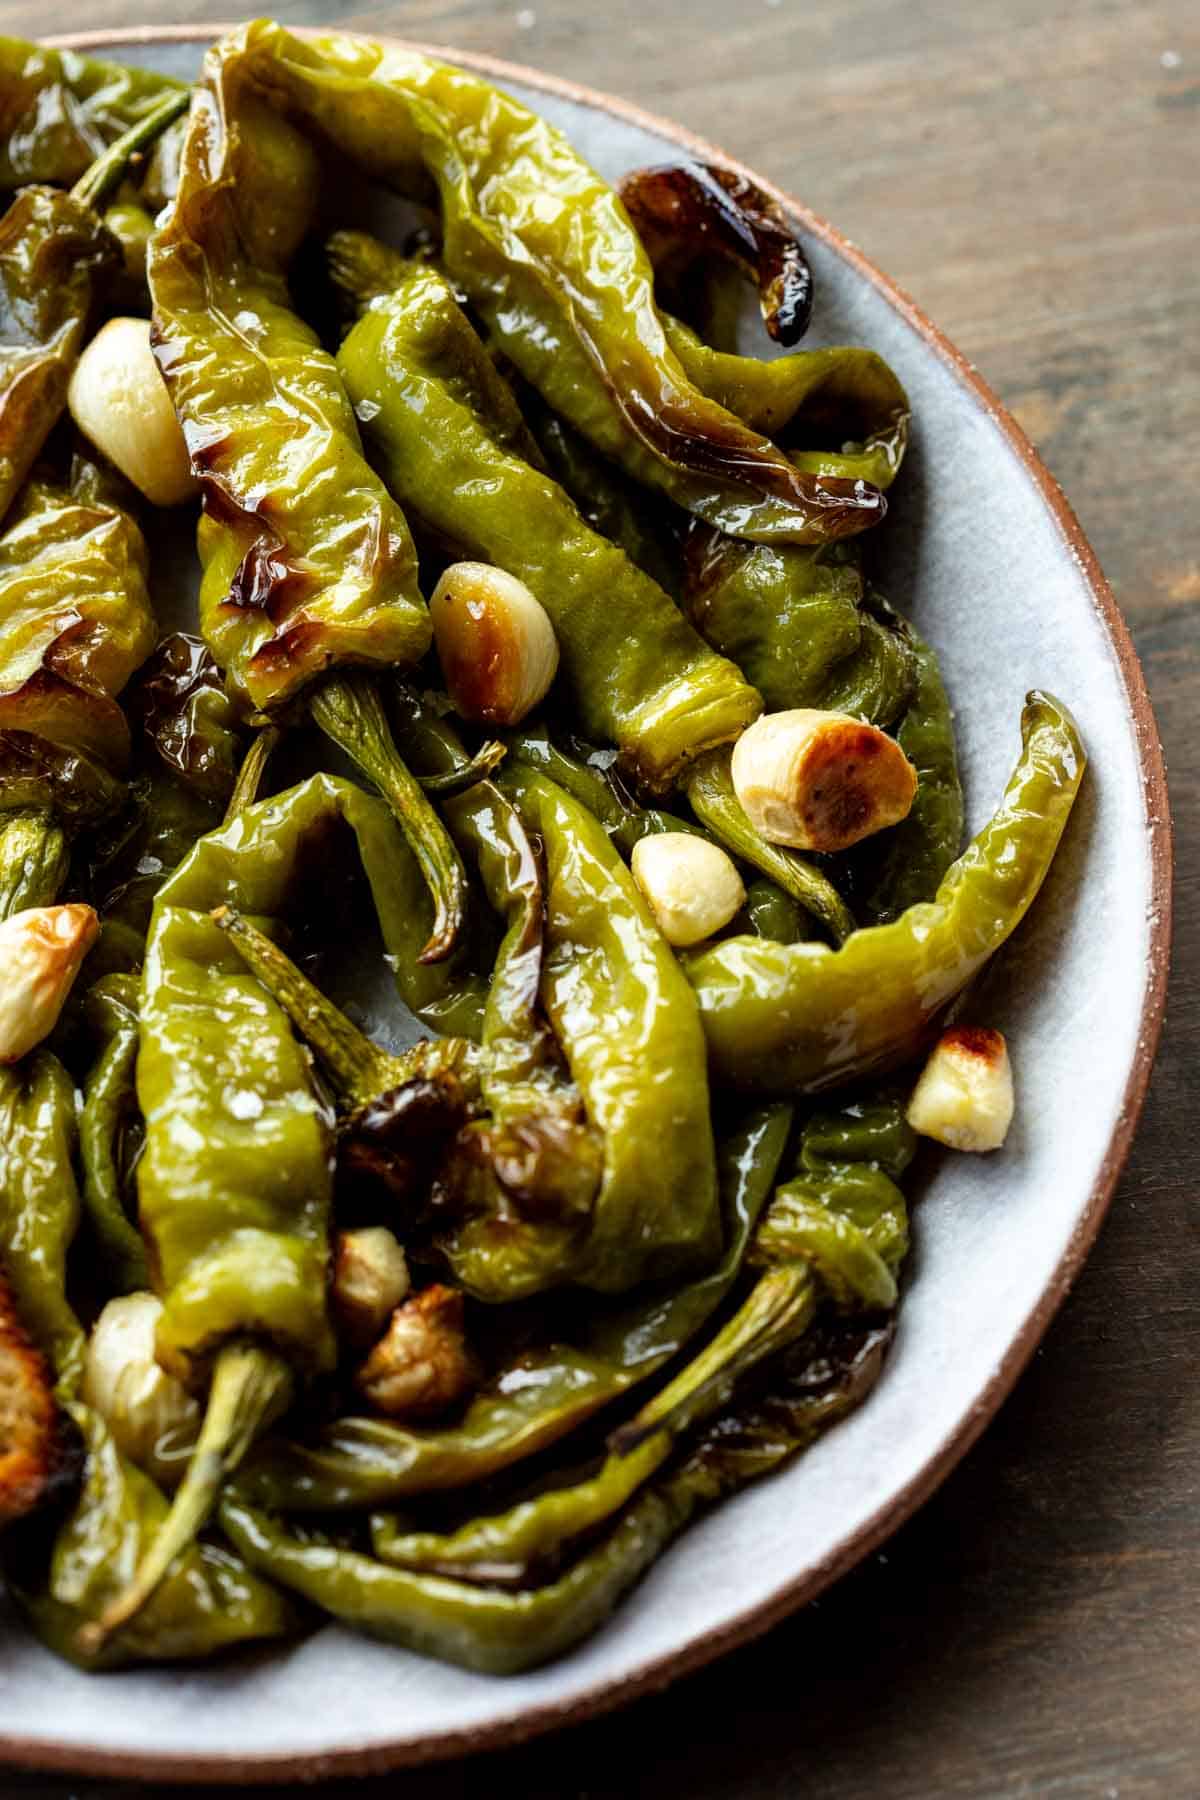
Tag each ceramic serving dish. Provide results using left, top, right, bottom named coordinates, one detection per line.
left=0, top=25, right=1171, bottom=1782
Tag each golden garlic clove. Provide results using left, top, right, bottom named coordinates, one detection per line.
left=68, top=316, right=197, bottom=508
left=331, top=1226, right=411, bottom=1350
left=631, top=831, right=746, bottom=948
left=906, top=1026, right=1014, bottom=1153
left=730, top=709, right=917, bottom=852
left=82, top=1293, right=201, bottom=1489
left=0, top=904, right=99, bottom=1064
left=430, top=562, right=559, bottom=727
left=354, top=1284, right=479, bottom=1420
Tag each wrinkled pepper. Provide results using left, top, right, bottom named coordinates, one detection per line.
left=0, top=37, right=186, bottom=189
left=148, top=53, right=468, bottom=958
left=0, top=89, right=188, bottom=528
left=0, top=456, right=156, bottom=874
left=688, top=692, right=1085, bottom=1092
left=237, top=19, right=885, bottom=545
left=241, top=1104, right=791, bottom=1510
left=0, top=1036, right=290, bottom=1668
left=220, top=1309, right=891, bottom=1675
left=333, top=245, right=761, bottom=790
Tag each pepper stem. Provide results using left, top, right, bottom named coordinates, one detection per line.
left=224, top=725, right=281, bottom=824
left=0, top=807, right=69, bottom=921
left=70, top=88, right=191, bottom=213
left=211, top=904, right=404, bottom=1108
left=611, top=1263, right=817, bottom=1456
left=684, top=750, right=856, bottom=945
left=309, top=674, right=467, bottom=964
left=77, top=1340, right=292, bottom=1655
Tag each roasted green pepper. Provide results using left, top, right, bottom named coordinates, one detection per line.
left=332, top=245, right=760, bottom=790
left=78, top=972, right=147, bottom=1294
left=242, top=1104, right=791, bottom=1511
left=238, top=20, right=885, bottom=545
left=0, top=1033, right=290, bottom=1669
left=0, top=38, right=186, bottom=190
left=220, top=1310, right=892, bottom=1674
left=688, top=692, right=1085, bottom=1092
left=0, top=90, right=188, bottom=528
left=149, top=58, right=468, bottom=957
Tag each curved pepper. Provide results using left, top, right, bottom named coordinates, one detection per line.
left=220, top=1309, right=891, bottom=1675
left=334, top=254, right=760, bottom=790
left=498, top=766, right=720, bottom=1291
left=0, top=37, right=186, bottom=189
left=0, top=1038, right=290, bottom=1670
left=0, top=90, right=188, bottom=529
left=237, top=19, right=884, bottom=546
left=687, top=691, right=1085, bottom=1093
left=148, top=55, right=430, bottom=716
left=369, top=1089, right=910, bottom=1590
left=0, top=805, right=68, bottom=915
left=241, top=1104, right=791, bottom=1510
left=0, top=463, right=156, bottom=827
left=618, top=161, right=814, bottom=347
left=79, top=974, right=148, bottom=1294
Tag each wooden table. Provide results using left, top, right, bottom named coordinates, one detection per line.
left=6, top=1, right=1197, bottom=1793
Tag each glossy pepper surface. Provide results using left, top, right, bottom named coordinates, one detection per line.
left=688, top=692, right=1085, bottom=1092
left=498, top=766, right=720, bottom=1291
left=0, top=90, right=188, bottom=529
left=0, top=37, right=186, bottom=189
left=0, top=1034, right=292, bottom=1669
left=235, top=19, right=885, bottom=546
left=0, top=461, right=155, bottom=824
left=147, top=45, right=430, bottom=717
left=334, top=251, right=760, bottom=790
left=241, top=1104, right=791, bottom=1510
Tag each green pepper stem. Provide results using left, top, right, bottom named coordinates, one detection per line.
left=0, top=807, right=69, bottom=920
left=70, top=88, right=190, bottom=212
left=211, top=905, right=402, bottom=1108
left=419, top=739, right=506, bottom=795
left=224, top=725, right=281, bottom=824
left=77, top=1340, right=292, bottom=1655
left=613, top=1262, right=817, bottom=1455
left=685, top=750, right=855, bottom=945
left=309, top=674, right=467, bottom=964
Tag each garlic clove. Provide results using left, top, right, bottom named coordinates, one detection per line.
left=0, top=904, right=99, bottom=1064
left=331, top=1226, right=411, bottom=1349
left=430, top=562, right=559, bottom=727
left=82, top=1293, right=201, bottom=1489
left=730, top=708, right=917, bottom=852
left=68, top=316, right=197, bottom=509
left=354, top=1284, right=479, bottom=1420
left=906, top=1026, right=1014, bottom=1153
left=631, top=831, right=746, bottom=948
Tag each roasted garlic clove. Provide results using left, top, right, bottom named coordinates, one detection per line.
left=0, top=904, right=99, bottom=1064
left=68, top=316, right=197, bottom=508
left=730, top=708, right=917, bottom=852
left=331, top=1226, right=411, bottom=1349
left=354, top=1284, right=478, bottom=1420
left=82, top=1293, right=201, bottom=1489
left=430, top=562, right=559, bottom=727
left=906, top=1026, right=1014, bottom=1152
left=631, top=831, right=745, bottom=947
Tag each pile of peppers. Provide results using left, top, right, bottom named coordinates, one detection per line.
left=0, top=21, right=1087, bottom=1676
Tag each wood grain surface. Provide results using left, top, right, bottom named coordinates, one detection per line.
left=5, top=1, right=1197, bottom=1795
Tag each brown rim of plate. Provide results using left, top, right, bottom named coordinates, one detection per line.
left=7, top=23, right=1172, bottom=1786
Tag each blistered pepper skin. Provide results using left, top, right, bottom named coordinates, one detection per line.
left=0, top=470, right=156, bottom=821
left=235, top=20, right=884, bottom=546
left=148, top=47, right=430, bottom=715
left=241, top=1104, right=791, bottom=1511
left=0, top=37, right=186, bottom=190
left=687, top=692, right=1085, bottom=1093
left=335, top=264, right=760, bottom=790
